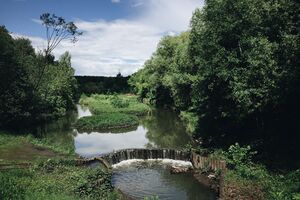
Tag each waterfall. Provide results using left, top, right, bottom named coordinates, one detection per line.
left=100, top=148, right=190, bottom=165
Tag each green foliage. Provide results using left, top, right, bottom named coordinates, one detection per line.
left=0, top=159, right=120, bottom=200
left=222, top=144, right=300, bottom=200
left=129, top=32, right=195, bottom=109
left=0, top=26, right=34, bottom=127
left=27, top=134, right=75, bottom=156
left=75, top=113, right=138, bottom=131
left=80, top=94, right=151, bottom=116
left=75, top=76, right=130, bottom=95
left=0, top=132, right=75, bottom=165
left=223, top=143, right=257, bottom=169
left=129, top=0, right=300, bottom=167
left=110, top=94, right=129, bottom=108
left=0, top=25, right=78, bottom=128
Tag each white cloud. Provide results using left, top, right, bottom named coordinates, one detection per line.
left=111, top=0, right=120, bottom=3
left=12, top=0, right=204, bottom=76
left=136, top=0, right=203, bottom=32
left=131, top=0, right=144, bottom=7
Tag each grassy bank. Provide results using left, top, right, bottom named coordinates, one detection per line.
left=80, top=94, right=151, bottom=116
left=0, top=159, right=120, bottom=200
left=195, top=144, right=300, bottom=200
left=0, top=133, right=122, bottom=200
left=75, top=113, right=138, bottom=131
left=0, top=132, right=74, bottom=162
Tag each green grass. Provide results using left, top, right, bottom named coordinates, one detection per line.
left=0, top=132, right=75, bottom=161
left=80, top=94, right=151, bottom=116
left=0, top=133, right=122, bottom=199
left=75, top=113, right=139, bottom=131
left=212, top=143, right=300, bottom=200
left=0, top=159, right=120, bottom=200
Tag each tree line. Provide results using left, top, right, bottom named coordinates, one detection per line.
left=75, top=74, right=130, bottom=95
left=129, top=0, right=300, bottom=167
left=0, top=26, right=77, bottom=128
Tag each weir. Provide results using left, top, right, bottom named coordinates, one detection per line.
left=81, top=148, right=226, bottom=172
left=100, top=148, right=191, bottom=166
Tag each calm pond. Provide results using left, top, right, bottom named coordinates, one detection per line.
left=35, top=105, right=216, bottom=200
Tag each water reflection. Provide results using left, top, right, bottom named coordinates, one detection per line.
left=74, top=126, right=154, bottom=157
left=142, top=109, right=192, bottom=149
left=74, top=107, right=192, bottom=157
left=33, top=110, right=77, bottom=154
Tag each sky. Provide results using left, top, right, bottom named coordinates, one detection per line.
left=0, top=0, right=204, bottom=76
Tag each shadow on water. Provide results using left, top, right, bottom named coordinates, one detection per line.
left=30, top=109, right=78, bottom=155
left=142, top=108, right=192, bottom=149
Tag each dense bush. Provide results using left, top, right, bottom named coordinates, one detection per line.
left=0, top=26, right=77, bottom=128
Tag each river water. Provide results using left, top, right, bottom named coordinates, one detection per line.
left=35, top=105, right=216, bottom=200
left=75, top=105, right=192, bottom=157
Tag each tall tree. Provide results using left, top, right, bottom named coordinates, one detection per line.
left=0, top=26, right=34, bottom=127
left=35, top=13, right=82, bottom=88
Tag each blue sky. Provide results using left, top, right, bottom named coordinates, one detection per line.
left=0, top=0, right=204, bottom=76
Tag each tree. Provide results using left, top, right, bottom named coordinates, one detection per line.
left=35, top=13, right=82, bottom=88
left=130, top=0, right=300, bottom=159
left=0, top=26, right=34, bottom=127
left=0, top=20, right=81, bottom=128
left=40, top=13, right=82, bottom=57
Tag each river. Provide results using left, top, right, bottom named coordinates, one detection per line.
left=35, top=105, right=216, bottom=200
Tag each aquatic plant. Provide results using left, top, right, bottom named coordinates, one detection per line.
left=75, top=113, right=139, bottom=131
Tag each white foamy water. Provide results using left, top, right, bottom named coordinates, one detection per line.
left=112, top=159, right=193, bottom=169
left=77, top=104, right=92, bottom=118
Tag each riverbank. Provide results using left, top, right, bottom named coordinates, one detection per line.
left=190, top=145, right=300, bottom=200
left=0, top=132, right=72, bottom=166
left=0, top=158, right=121, bottom=200
left=0, top=133, right=122, bottom=200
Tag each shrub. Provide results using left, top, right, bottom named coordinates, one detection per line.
left=110, top=94, right=129, bottom=108
left=223, top=143, right=257, bottom=169
left=222, top=143, right=300, bottom=200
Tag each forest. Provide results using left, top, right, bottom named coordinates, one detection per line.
left=129, top=0, right=300, bottom=169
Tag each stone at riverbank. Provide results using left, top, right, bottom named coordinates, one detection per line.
left=169, top=165, right=192, bottom=174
